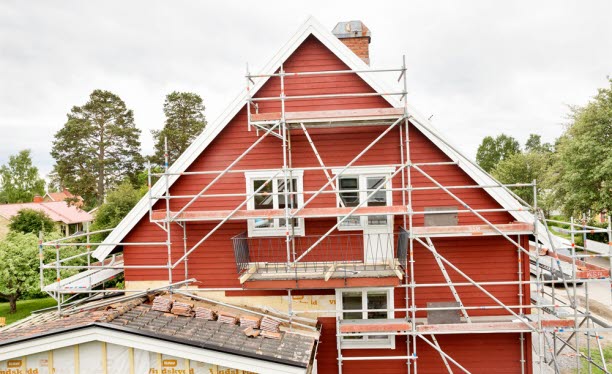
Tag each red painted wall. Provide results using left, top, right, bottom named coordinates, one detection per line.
left=121, top=34, right=532, bottom=372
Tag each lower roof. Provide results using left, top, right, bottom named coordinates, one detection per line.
left=0, top=292, right=318, bottom=370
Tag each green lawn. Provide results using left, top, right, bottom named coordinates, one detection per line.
left=0, top=297, right=57, bottom=326
left=580, top=346, right=612, bottom=373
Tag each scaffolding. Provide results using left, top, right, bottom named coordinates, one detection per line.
left=37, top=57, right=612, bottom=374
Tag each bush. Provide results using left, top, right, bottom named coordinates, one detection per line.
left=9, top=208, right=55, bottom=234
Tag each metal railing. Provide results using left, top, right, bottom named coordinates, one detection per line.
left=232, top=231, right=407, bottom=279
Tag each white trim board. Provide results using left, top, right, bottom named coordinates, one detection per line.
left=0, top=326, right=307, bottom=374
left=93, top=16, right=540, bottom=261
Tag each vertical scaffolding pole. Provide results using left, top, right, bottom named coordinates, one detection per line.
left=164, top=137, right=173, bottom=290
left=533, top=180, right=544, bottom=374
left=571, top=217, right=580, bottom=372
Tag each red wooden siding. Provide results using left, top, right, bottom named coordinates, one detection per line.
left=317, top=317, right=531, bottom=374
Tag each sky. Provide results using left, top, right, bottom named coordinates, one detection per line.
left=0, top=0, right=610, bottom=178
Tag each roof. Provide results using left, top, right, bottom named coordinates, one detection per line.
left=0, top=292, right=318, bottom=369
left=0, top=201, right=93, bottom=224
left=93, top=16, right=543, bottom=261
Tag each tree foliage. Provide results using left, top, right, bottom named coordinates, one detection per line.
left=0, top=232, right=43, bottom=313
left=525, top=134, right=552, bottom=153
left=0, top=150, right=45, bottom=203
left=552, top=79, right=612, bottom=216
left=476, top=134, right=521, bottom=172
left=51, top=90, right=142, bottom=207
left=492, top=151, right=553, bottom=212
left=90, top=180, right=144, bottom=242
left=9, top=209, right=56, bottom=234
left=151, top=91, right=207, bottom=166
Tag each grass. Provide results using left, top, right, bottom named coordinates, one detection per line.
left=579, top=345, right=612, bottom=373
left=0, top=297, right=57, bottom=326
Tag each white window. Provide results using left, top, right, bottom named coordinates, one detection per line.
left=333, top=167, right=394, bottom=231
left=245, top=170, right=305, bottom=237
left=335, top=288, right=395, bottom=349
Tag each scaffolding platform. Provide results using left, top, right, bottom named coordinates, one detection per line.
left=152, top=205, right=409, bottom=222
left=43, top=256, right=124, bottom=293
left=340, top=318, right=411, bottom=334
left=411, top=223, right=533, bottom=238
left=239, top=261, right=403, bottom=288
left=250, top=107, right=405, bottom=127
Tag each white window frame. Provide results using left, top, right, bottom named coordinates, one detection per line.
left=245, top=170, right=305, bottom=237
left=335, top=287, right=395, bottom=349
left=332, top=167, right=395, bottom=232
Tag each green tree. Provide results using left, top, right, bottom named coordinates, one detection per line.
left=0, top=232, right=42, bottom=313
left=90, top=180, right=144, bottom=242
left=492, top=151, right=553, bottom=212
left=151, top=92, right=207, bottom=166
left=553, top=79, right=612, bottom=216
left=9, top=209, right=56, bottom=234
left=51, top=90, right=143, bottom=206
left=0, top=150, right=45, bottom=203
left=524, top=134, right=552, bottom=153
left=476, top=134, right=521, bottom=172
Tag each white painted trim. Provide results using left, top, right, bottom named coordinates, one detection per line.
left=93, top=16, right=536, bottom=261
left=0, top=327, right=307, bottom=374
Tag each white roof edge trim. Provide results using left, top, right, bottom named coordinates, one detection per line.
left=0, top=327, right=307, bottom=373
left=93, top=16, right=539, bottom=261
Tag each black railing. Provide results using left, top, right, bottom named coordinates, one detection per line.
left=397, top=227, right=409, bottom=270
left=232, top=231, right=406, bottom=280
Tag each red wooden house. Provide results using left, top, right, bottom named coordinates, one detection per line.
left=90, top=17, right=545, bottom=373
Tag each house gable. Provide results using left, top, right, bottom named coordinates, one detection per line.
left=93, top=16, right=536, bottom=263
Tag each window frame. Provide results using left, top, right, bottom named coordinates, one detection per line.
left=335, top=287, right=395, bottom=349
left=332, top=167, right=395, bottom=232
left=245, top=170, right=305, bottom=237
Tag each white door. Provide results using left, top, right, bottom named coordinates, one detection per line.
left=362, top=175, right=393, bottom=264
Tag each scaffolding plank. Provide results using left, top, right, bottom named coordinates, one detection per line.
left=43, top=258, right=124, bottom=292
left=152, top=205, right=409, bottom=222
left=411, top=223, right=533, bottom=237
left=339, top=318, right=411, bottom=334
left=250, top=107, right=404, bottom=124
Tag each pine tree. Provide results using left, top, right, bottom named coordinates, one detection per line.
left=51, top=90, right=142, bottom=206
left=151, top=91, right=207, bottom=166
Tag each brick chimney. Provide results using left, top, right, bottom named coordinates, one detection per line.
left=332, top=21, right=371, bottom=64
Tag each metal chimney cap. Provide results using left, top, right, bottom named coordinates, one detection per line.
left=332, top=20, right=371, bottom=40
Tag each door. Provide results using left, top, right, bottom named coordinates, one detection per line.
left=362, top=175, right=393, bottom=264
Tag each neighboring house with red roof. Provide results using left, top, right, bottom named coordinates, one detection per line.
left=0, top=200, right=93, bottom=238
left=35, top=187, right=84, bottom=208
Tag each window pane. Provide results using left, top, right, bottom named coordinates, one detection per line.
left=253, top=179, right=273, bottom=228
left=366, top=177, right=387, bottom=225
left=339, top=177, right=360, bottom=227
left=342, top=292, right=362, bottom=320
left=367, top=291, right=389, bottom=340
left=367, top=291, right=388, bottom=319
left=278, top=178, right=298, bottom=209
left=278, top=179, right=298, bottom=228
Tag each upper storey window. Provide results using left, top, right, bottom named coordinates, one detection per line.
left=333, top=167, right=395, bottom=231
left=245, top=170, right=305, bottom=237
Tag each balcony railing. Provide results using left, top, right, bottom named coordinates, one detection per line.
left=232, top=231, right=408, bottom=282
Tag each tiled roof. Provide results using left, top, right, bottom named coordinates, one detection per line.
left=0, top=293, right=318, bottom=368
left=0, top=201, right=92, bottom=224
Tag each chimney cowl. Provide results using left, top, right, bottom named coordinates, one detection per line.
left=332, top=21, right=371, bottom=41
left=332, top=20, right=371, bottom=64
